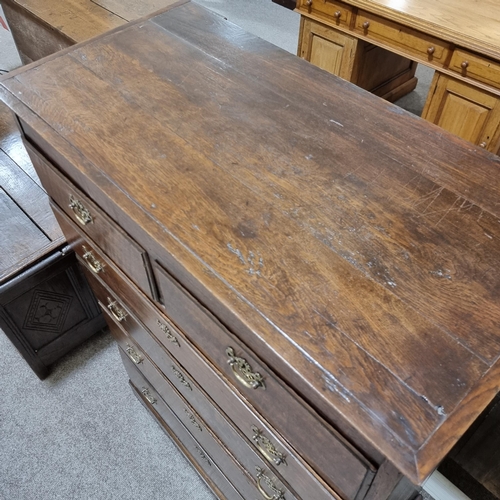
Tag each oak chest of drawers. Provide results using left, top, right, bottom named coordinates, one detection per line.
left=2, top=1, right=500, bottom=498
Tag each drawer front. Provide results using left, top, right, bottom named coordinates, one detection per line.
left=296, top=0, right=352, bottom=28
left=26, top=143, right=154, bottom=298
left=111, top=318, right=266, bottom=500
left=153, top=263, right=375, bottom=500
left=123, top=351, right=245, bottom=500
left=354, top=11, right=450, bottom=66
left=84, top=258, right=338, bottom=500
left=450, top=49, right=500, bottom=91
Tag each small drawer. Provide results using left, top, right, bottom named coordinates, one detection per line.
left=296, top=0, right=352, bottom=28
left=80, top=247, right=348, bottom=500
left=449, top=49, right=500, bottom=91
left=48, top=201, right=155, bottom=299
left=153, top=263, right=376, bottom=500
left=25, top=143, right=154, bottom=299
left=112, top=320, right=263, bottom=500
left=125, top=354, right=244, bottom=500
left=354, top=11, right=450, bottom=67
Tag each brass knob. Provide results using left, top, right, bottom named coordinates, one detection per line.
left=461, top=61, right=469, bottom=69
left=427, top=46, right=435, bottom=55
left=334, top=10, right=341, bottom=19
left=480, top=141, right=487, bottom=148
left=362, top=20, right=370, bottom=30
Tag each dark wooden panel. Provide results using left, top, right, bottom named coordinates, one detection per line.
left=0, top=187, right=53, bottom=282
left=0, top=250, right=105, bottom=379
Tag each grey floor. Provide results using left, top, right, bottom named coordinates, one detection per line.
left=0, top=1, right=434, bottom=500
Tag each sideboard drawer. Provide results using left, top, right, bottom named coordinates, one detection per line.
left=154, top=263, right=376, bottom=500
left=296, top=0, right=353, bottom=28
left=354, top=10, right=450, bottom=66
left=26, top=144, right=154, bottom=298
left=449, top=49, right=500, bottom=91
left=123, top=350, right=245, bottom=500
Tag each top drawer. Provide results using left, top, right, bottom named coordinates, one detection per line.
left=296, top=0, right=353, bottom=28
left=449, top=49, right=500, bottom=91
left=354, top=10, right=451, bottom=67
left=153, top=262, right=375, bottom=500
left=25, top=142, right=155, bottom=299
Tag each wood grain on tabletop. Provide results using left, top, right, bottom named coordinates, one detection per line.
left=1, top=0, right=180, bottom=45
left=349, top=0, right=500, bottom=59
left=1, top=2, right=500, bottom=482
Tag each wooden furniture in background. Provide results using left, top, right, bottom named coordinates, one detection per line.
left=2, top=1, right=500, bottom=497
left=1, top=0, right=181, bottom=63
left=295, top=0, right=500, bottom=154
left=0, top=106, right=105, bottom=379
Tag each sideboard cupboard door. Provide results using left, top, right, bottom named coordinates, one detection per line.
left=422, top=72, right=500, bottom=153
left=298, top=16, right=358, bottom=81
left=298, top=17, right=417, bottom=102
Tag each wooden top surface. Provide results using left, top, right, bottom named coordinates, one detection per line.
left=0, top=105, right=64, bottom=283
left=1, top=1, right=500, bottom=483
left=345, top=0, right=500, bottom=60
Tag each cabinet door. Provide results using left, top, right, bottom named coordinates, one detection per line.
left=298, top=17, right=358, bottom=80
left=422, top=72, right=500, bottom=153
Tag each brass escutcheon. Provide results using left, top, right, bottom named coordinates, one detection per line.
left=226, top=347, right=265, bottom=390
left=156, top=320, right=180, bottom=347
left=69, top=194, right=93, bottom=225
left=171, top=366, right=192, bottom=391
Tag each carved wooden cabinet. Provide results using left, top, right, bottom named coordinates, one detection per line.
left=2, top=2, right=500, bottom=499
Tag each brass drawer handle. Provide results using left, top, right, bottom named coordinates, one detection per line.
left=171, top=366, right=192, bottom=391
left=82, top=246, right=104, bottom=274
left=195, top=446, right=211, bottom=466
left=255, top=467, right=285, bottom=500
left=125, top=344, right=143, bottom=364
left=107, top=297, right=127, bottom=322
left=184, top=409, right=202, bottom=432
left=69, top=194, right=93, bottom=225
left=156, top=320, right=180, bottom=347
left=226, top=347, right=265, bottom=390
left=141, top=387, right=157, bottom=405
left=251, top=425, right=287, bottom=466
